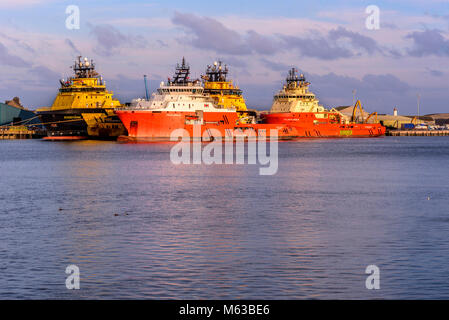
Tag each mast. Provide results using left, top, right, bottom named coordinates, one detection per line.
left=286, top=68, right=308, bottom=88
left=203, top=61, right=228, bottom=82
left=72, top=56, right=98, bottom=78
left=169, top=57, right=190, bottom=84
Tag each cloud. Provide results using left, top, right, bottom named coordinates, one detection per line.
left=0, top=42, right=31, bottom=67
left=382, top=22, right=400, bottom=30
left=329, top=27, right=380, bottom=53
left=172, top=12, right=382, bottom=60
left=426, top=68, right=444, bottom=77
left=29, top=65, right=59, bottom=82
left=156, top=40, right=168, bottom=48
left=0, top=0, right=53, bottom=8
left=281, top=27, right=382, bottom=60
left=107, top=74, right=164, bottom=103
left=305, top=72, right=412, bottom=111
left=240, top=69, right=414, bottom=113
left=88, top=24, right=147, bottom=56
left=220, top=57, right=248, bottom=68
left=172, top=12, right=249, bottom=54
left=360, top=74, right=411, bottom=92
left=0, top=32, right=35, bottom=53
left=260, top=58, right=291, bottom=71
left=65, top=39, right=81, bottom=55
left=406, top=29, right=449, bottom=56
left=245, top=30, right=279, bottom=55
left=281, top=34, right=353, bottom=60
left=172, top=12, right=279, bottom=55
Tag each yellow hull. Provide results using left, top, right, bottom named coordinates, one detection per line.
left=81, top=112, right=127, bottom=139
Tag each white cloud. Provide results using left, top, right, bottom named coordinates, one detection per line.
left=0, top=0, right=54, bottom=8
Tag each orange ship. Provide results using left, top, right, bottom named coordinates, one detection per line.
left=116, top=59, right=297, bottom=142
left=261, top=68, right=386, bottom=138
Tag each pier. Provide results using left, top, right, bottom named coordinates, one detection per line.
left=0, top=126, right=46, bottom=139
left=386, top=130, right=449, bottom=136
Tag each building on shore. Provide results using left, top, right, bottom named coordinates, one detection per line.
left=335, top=105, right=446, bottom=129
left=377, top=110, right=442, bottom=129
left=426, top=113, right=449, bottom=126
left=0, top=97, right=41, bottom=126
left=335, top=105, right=371, bottom=123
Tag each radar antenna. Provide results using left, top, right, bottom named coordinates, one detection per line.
left=202, top=60, right=228, bottom=82
left=286, top=68, right=309, bottom=88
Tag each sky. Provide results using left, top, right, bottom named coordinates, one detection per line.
left=0, top=0, right=448, bottom=114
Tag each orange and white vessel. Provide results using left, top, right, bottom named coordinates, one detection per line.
left=116, top=59, right=297, bottom=141
left=261, top=68, right=386, bottom=138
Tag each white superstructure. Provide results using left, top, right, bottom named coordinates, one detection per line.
left=127, top=58, right=235, bottom=114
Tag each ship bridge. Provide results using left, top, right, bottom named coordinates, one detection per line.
left=36, top=56, right=120, bottom=112
left=270, top=68, right=326, bottom=115
left=201, top=61, right=247, bottom=112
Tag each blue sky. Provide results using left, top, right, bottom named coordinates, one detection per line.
left=0, top=0, right=448, bottom=114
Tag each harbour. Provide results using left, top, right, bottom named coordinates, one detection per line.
left=1, top=0, right=449, bottom=303
left=4, top=57, right=449, bottom=142
left=0, top=126, right=46, bottom=139
left=1, top=56, right=388, bottom=142
left=387, top=130, right=449, bottom=136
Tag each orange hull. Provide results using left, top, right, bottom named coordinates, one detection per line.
left=261, top=112, right=386, bottom=138
left=43, top=136, right=88, bottom=141
left=116, top=110, right=298, bottom=141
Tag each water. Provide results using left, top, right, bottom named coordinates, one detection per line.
left=1, top=137, right=449, bottom=299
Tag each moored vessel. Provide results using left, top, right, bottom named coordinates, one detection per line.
left=261, top=68, right=386, bottom=138
left=36, top=56, right=126, bottom=140
left=116, top=58, right=297, bottom=142
left=201, top=61, right=256, bottom=124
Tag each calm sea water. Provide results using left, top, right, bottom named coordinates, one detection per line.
left=1, top=137, right=449, bottom=299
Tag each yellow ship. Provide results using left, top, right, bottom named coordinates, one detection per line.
left=201, top=61, right=255, bottom=124
left=37, top=56, right=126, bottom=140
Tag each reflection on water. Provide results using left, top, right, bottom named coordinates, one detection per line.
left=1, top=137, right=449, bottom=299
